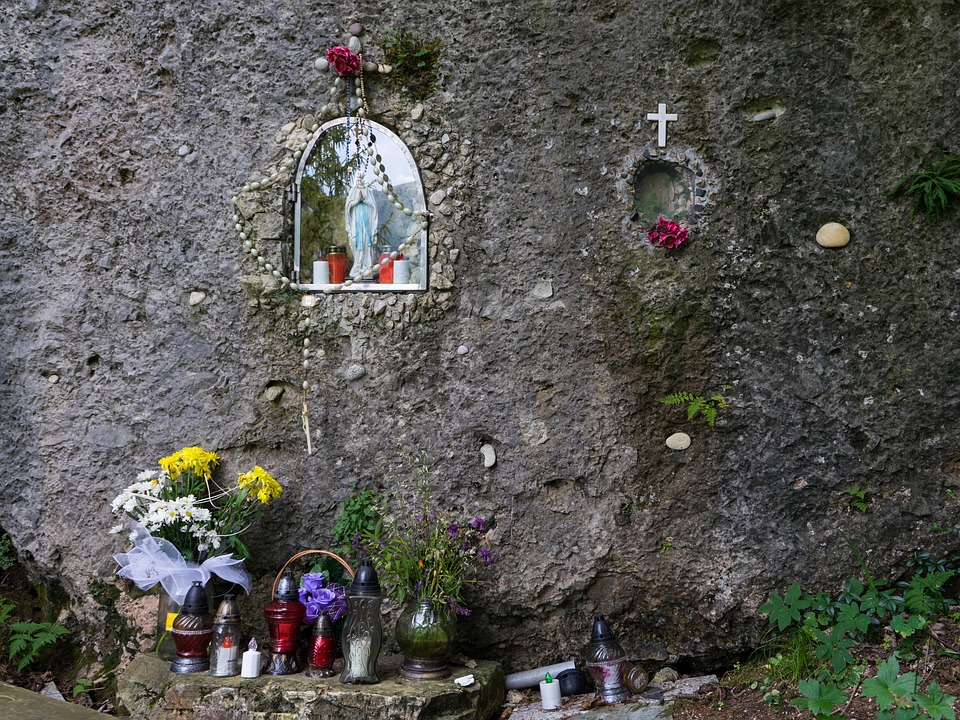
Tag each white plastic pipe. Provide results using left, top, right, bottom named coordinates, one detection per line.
left=504, top=660, right=576, bottom=690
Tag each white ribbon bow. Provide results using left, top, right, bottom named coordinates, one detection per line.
left=114, top=522, right=251, bottom=604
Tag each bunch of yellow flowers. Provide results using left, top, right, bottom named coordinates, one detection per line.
left=238, top=466, right=284, bottom=504
left=111, top=446, right=283, bottom=562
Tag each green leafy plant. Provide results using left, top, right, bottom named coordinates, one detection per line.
left=843, top=485, right=870, bottom=513
left=0, top=591, right=70, bottom=676
left=71, top=677, right=99, bottom=698
left=331, top=484, right=383, bottom=560
left=382, top=29, right=442, bottom=101
left=360, top=450, right=496, bottom=613
left=658, top=388, right=729, bottom=427
left=758, top=541, right=959, bottom=720
left=889, top=147, right=960, bottom=224
left=0, top=533, right=14, bottom=571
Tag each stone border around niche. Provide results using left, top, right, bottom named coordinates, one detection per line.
left=622, top=146, right=718, bottom=230
left=235, top=104, right=471, bottom=333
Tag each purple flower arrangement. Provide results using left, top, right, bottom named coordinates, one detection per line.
left=298, top=572, right=347, bottom=624
left=364, top=501, right=496, bottom=616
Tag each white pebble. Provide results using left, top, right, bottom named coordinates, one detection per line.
left=666, top=432, right=692, bottom=451
left=816, top=222, right=850, bottom=248
left=480, top=444, right=496, bottom=468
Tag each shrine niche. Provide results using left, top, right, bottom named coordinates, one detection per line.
left=633, top=161, right=695, bottom=224
left=229, top=21, right=470, bottom=454
left=625, top=147, right=713, bottom=230
left=294, top=118, right=427, bottom=292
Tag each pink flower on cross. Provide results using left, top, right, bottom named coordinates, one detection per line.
left=647, top=215, right=689, bottom=249
left=326, top=46, right=362, bottom=76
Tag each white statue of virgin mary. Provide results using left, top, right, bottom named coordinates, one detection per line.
left=344, top=176, right=379, bottom=280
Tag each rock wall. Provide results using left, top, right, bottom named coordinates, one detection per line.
left=2, top=0, right=959, bottom=677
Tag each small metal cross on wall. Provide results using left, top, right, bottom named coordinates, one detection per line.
left=647, top=102, right=678, bottom=147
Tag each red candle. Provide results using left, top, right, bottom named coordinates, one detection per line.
left=309, top=633, right=336, bottom=671
left=378, top=252, right=403, bottom=284
left=264, top=599, right=306, bottom=654
left=326, top=246, right=348, bottom=284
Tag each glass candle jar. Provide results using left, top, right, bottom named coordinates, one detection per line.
left=340, top=560, right=383, bottom=684
left=209, top=594, right=242, bottom=677
left=326, top=246, right=348, bottom=284
left=264, top=570, right=306, bottom=675
left=306, top=610, right=337, bottom=678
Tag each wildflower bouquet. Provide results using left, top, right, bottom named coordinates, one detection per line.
left=360, top=454, right=495, bottom=615
left=111, top=446, right=282, bottom=562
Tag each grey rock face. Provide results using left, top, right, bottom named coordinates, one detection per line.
left=1, top=0, right=959, bottom=679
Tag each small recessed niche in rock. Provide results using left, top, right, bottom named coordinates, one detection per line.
left=294, top=118, right=428, bottom=292
left=632, top=161, right=696, bottom=224
left=626, top=148, right=712, bottom=230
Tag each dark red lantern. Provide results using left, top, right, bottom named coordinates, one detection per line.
left=170, top=581, right=213, bottom=674
left=264, top=569, right=306, bottom=675
left=305, top=610, right=337, bottom=678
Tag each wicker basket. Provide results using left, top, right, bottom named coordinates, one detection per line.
left=271, top=549, right=355, bottom=596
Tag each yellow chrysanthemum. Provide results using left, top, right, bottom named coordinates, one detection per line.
left=238, top=466, right=283, bottom=504
left=159, top=446, right=219, bottom=481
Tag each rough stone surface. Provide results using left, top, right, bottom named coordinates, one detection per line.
left=0, top=682, right=107, bottom=720
left=1, top=0, right=960, bottom=693
left=118, top=653, right=504, bottom=720
left=506, top=675, right=716, bottom=720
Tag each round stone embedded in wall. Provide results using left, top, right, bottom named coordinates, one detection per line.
left=666, top=432, right=691, bottom=450
left=816, top=222, right=850, bottom=248
left=345, top=364, right=366, bottom=381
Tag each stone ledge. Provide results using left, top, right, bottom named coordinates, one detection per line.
left=118, top=653, right=504, bottom=720
left=0, top=682, right=108, bottom=720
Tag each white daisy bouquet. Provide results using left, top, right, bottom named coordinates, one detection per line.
left=111, top=446, right=283, bottom=602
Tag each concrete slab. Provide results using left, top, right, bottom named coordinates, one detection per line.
left=502, top=675, right=718, bottom=720
left=118, top=652, right=504, bottom=720
left=0, top=681, right=107, bottom=720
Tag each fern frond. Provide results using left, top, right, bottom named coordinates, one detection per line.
left=687, top=396, right=707, bottom=421
left=702, top=406, right=718, bottom=427
left=658, top=392, right=696, bottom=406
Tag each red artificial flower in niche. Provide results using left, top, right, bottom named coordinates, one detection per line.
left=647, top=214, right=689, bottom=249
left=326, top=46, right=362, bottom=76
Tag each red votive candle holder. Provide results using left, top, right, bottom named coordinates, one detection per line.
left=378, top=252, right=402, bottom=284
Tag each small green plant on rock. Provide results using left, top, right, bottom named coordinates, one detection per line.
left=382, top=29, right=442, bottom=102
left=331, top=484, right=383, bottom=561
left=658, top=387, right=729, bottom=427
left=0, top=595, right=70, bottom=672
left=842, top=485, right=870, bottom=513
left=889, top=147, right=960, bottom=224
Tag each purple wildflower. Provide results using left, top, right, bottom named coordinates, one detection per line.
left=470, top=517, right=487, bottom=532
left=448, top=522, right=459, bottom=538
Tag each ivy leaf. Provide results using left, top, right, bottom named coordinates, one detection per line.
left=862, top=657, right=919, bottom=711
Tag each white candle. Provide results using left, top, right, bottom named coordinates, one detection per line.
left=540, top=675, right=562, bottom=710
left=393, top=259, right=410, bottom=284
left=313, top=260, right=330, bottom=284
left=240, top=638, right=261, bottom=678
